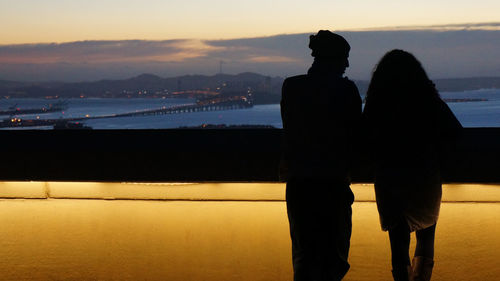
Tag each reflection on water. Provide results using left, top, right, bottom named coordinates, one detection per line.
left=1, top=197, right=499, bottom=281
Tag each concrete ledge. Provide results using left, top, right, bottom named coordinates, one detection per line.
left=0, top=182, right=48, bottom=198
left=48, top=182, right=286, bottom=201
left=45, top=182, right=500, bottom=202
left=2, top=182, right=499, bottom=202
left=442, top=184, right=500, bottom=202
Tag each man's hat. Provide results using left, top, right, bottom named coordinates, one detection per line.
left=309, top=30, right=350, bottom=58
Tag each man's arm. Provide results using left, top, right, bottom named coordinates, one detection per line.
left=279, top=79, right=291, bottom=181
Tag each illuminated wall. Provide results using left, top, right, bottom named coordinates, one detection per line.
left=1, top=182, right=499, bottom=281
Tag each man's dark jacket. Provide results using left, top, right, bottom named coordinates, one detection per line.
left=280, top=72, right=362, bottom=183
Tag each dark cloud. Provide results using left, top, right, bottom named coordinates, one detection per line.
left=342, top=29, right=500, bottom=79
left=1, top=25, right=500, bottom=81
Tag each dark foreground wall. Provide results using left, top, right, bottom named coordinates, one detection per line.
left=0, top=128, right=498, bottom=183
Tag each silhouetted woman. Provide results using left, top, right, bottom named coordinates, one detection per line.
left=362, top=50, right=462, bottom=281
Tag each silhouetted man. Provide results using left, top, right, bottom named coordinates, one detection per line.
left=280, top=30, right=361, bottom=281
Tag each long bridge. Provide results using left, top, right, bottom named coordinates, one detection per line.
left=114, top=97, right=252, bottom=118
left=0, top=96, right=253, bottom=128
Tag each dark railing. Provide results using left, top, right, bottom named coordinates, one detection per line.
left=0, top=128, right=498, bottom=183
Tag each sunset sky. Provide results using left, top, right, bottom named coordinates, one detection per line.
left=1, top=0, right=500, bottom=44
left=1, top=0, right=499, bottom=81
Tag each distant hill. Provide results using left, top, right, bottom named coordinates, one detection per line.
left=1, top=74, right=499, bottom=103
left=0, top=73, right=284, bottom=104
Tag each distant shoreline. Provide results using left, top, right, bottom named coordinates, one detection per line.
left=2, top=73, right=500, bottom=101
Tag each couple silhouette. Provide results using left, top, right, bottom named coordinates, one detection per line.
left=280, top=30, right=462, bottom=281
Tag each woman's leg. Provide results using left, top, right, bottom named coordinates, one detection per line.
left=415, top=224, right=436, bottom=259
left=411, top=224, right=436, bottom=281
left=388, top=218, right=411, bottom=281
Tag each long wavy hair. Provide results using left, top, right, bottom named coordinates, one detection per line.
left=364, top=50, right=439, bottom=125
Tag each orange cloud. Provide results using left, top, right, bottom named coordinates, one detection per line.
left=246, top=55, right=298, bottom=63
left=0, top=40, right=226, bottom=64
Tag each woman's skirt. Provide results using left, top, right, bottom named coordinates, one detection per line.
left=375, top=169, right=442, bottom=232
